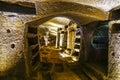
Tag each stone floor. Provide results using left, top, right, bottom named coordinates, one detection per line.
left=38, top=63, right=81, bottom=80
left=37, top=46, right=89, bottom=80
left=0, top=46, right=107, bottom=80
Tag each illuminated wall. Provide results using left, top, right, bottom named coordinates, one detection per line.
left=0, top=14, right=24, bottom=75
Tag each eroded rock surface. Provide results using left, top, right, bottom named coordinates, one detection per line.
left=0, top=14, right=24, bottom=75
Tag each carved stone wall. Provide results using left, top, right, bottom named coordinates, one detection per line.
left=1, top=0, right=120, bottom=12
left=0, top=14, right=24, bottom=75
left=0, top=12, right=35, bottom=76
left=108, top=21, right=120, bottom=80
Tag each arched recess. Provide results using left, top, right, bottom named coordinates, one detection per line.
left=81, top=21, right=109, bottom=79
left=91, top=24, right=109, bottom=49
left=24, top=14, right=85, bottom=79
left=24, top=1, right=108, bottom=79
left=109, top=6, right=120, bottom=20
left=35, top=1, right=108, bottom=25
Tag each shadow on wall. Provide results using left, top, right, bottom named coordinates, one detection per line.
left=83, top=21, right=109, bottom=66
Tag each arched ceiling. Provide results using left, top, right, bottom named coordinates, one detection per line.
left=1, top=0, right=120, bottom=11
left=39, top=0, right=120, bottom=11
left=1, top=0, right=120, bottom=32
left=39, top=17, right=70, bottom=36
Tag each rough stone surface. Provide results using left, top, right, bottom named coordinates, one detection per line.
left=0, top=13, right=36, bottom=76
left=0, top=14, right=24, bottom=75
left=1, top=0, right=120, bottom=11
left=108, top=21, right=120, bottom=80
left=0, top=11, right=37, bottom=76
left=35, top=1, right=108, bottom=25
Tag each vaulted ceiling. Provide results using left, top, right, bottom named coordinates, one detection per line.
left=1, top=0, right=120, bottom=35
left=1, top=0, right=120, bottom=11
left=39, top=17, right=70, bottom=36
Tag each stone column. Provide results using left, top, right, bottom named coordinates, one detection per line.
left=55, top=29, right=58, bottom=48
left=59, top=30, right=64, bottom=48
left=44, top=31, right=49, bottom=46
left=55, top=35, right=58, bottom=48
left=62, top=25, right=68, bottom=50
left=67, top=27, right=70, bottom=49
left=56, top=28, right=60, bottom=48
left=108, top=20, right=120, bottom=79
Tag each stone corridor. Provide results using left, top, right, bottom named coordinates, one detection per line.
left=1, top=0, right=120, bottom=80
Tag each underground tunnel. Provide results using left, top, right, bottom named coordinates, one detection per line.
left=0, top=0, right=120, bottom=80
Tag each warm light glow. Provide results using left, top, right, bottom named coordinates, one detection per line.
left=59, top=52, right=79, bottom=62
left=72, top=56, right=79, bottom=61
left=74, top=49, right=80, bottom=52
left=45, top=22, right=64, bottom=28
left=60, top=52, right=71, bottom=58
left=40, top=17, right=71, bottom=36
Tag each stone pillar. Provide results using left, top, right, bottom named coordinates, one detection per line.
left=55, top=30, right=58, bottom=48
left=56, top=28, right=60, bottom=48
left=55, top=35, right=58, bottom=48
left=44, top=32, right=49, bottom=46
left=62, top=25, right=68, bottom=49
left=67, top=23, right=76, bottom=54
left=67, top=27, right=70, bottom=49
left=108, top=21, right=120, bottom=79
left=59, top=29, right=64, bottom=48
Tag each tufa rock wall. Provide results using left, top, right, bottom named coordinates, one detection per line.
left=0, top=13, right=35, bottom=76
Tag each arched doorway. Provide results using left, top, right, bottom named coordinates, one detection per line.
left=24, top=15, right=83, bottom=79
left=24, top=1, right=108, bottom=79
left=91, top=21, right=109, bottom=65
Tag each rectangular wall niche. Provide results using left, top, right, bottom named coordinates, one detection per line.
left=111, top=23, right=120, bottom=33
